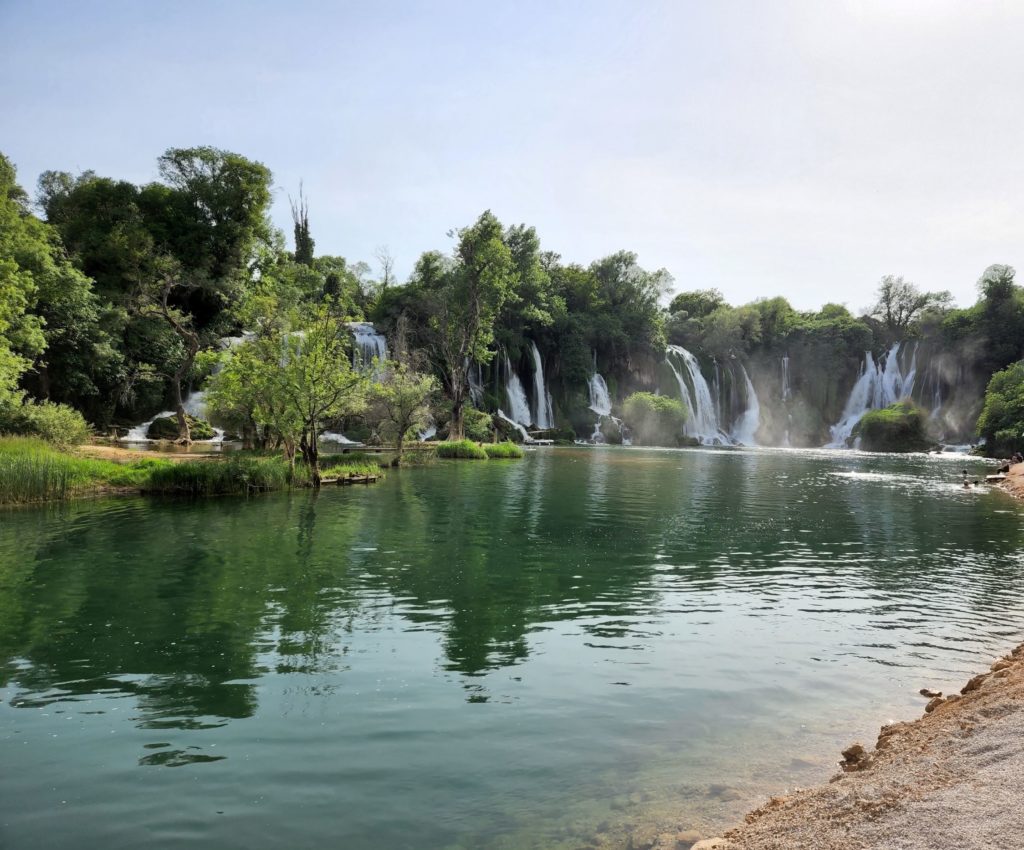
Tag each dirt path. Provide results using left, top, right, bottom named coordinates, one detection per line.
left=77, top=443, right=223, bottom=463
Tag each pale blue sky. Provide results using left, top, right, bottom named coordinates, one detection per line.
left=3, top=0, right=1022, bottom=309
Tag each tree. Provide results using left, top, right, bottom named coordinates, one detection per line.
left=977, top=360, right=1024, bottom=455
left=368, top=361, right=437, bottom=462
left=870, top=275, right=951, bottom=331
left=290, top=185, right=314, bottom=266
left=0, top=154, right=47, bottom=410
left=669, top=288, right=724, bottom=319
left=420, top=211, right=516, bottom=439
left=623, top=392, right=687, bottom=446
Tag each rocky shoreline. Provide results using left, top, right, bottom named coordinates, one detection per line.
left=998, top=461, right=1024, bottom=502
left=663, top=642, right=1024, bottom=850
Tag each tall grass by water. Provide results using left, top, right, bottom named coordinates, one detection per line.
left=0, top=437, right=168, bottom=504
left=435, top=439, right=489, bottom=459
left=483, top=441, right=525, bottom=459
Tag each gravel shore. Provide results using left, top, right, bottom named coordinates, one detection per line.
left=678, top=643, right=1024, bottom=850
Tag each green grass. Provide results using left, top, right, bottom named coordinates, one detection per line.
left=144, top=455, right=292, bottom=495
left=483, top=441, right=525, bottom=459
left=0, top=437, right=172, bottom=504
left=435, top=439, right=488, bottom=459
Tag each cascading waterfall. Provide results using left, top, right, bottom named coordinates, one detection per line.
left=587, top=373, right=619, bottom=442
left=347, top=322, right=388, bottom=368
left=827, top=342, right=916, bottom=447
left=665, top=345, right=730, bottom=444
left=730, top=365, right=761, bottom=445
left=504, top=353, right=533, bottom=427
left=497, top=409, right=533, bottom=443
left=781, top=356, right=791, bottom=402
left=529, top=341, right=554, bottom=430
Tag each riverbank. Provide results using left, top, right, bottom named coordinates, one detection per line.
left=678, top=643, right=1024, bottom=850
left=999, top=460, right=1024, bottom=501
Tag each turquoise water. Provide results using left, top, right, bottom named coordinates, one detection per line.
left=1, top=447, right=1022, bottom=849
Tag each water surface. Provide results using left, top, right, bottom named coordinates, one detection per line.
left=1, top=447, right=1022, bottom=849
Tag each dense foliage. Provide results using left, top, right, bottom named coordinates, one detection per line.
left=852, top=402, right=931, bottom=453
left=977, top=361, right=1024, bottom=455
left=622, top=392, right=687, bottom=446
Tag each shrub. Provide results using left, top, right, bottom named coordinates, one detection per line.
left=852, top=401, right=931, bottom=452
left=483, top=441, right=524, bottom=459
left=435, top=439, right=488, bottom=459
left=463, top=407, right=494, bottom=442
left=623, top=392, right=687, bottom=446
left=147, top=415, right=215, bottom=441
left=0, top=401, right=91, bottom=449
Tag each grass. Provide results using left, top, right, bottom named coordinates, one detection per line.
left=435, top=439, right=489, bottom=459
left=483, top=441, right=525, bottom=459
left=0, top=437, right=172, bottom=504
left=143, top=455, right=292, bottom=495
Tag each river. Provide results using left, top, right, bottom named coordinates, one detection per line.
left=2, top=447, right=1022, bottom=849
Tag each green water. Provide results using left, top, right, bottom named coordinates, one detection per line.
left=2, top=447, right=1023, bottom=849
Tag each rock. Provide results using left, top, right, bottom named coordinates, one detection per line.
left=961, top=673, right=990, bottom=694
left=991, top=658, right=1013, bottom=672
left=691, top=840, right=731, bottom=850
left=146, top=414, right=215, bottom=441
left=925, top=696, right=944, bottom=713
left=919, top=688, right=942, bottom=698
left=708, top=784, right=743, bottom=802
left=840, top=742, right=872, bottom=771
left=675, top=830, right=702, bottom=847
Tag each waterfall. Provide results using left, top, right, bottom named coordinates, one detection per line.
left=348, top=322, right=388, bottom=367
left=467, top=360, right=484, bottom=405
left=781, top=355, right=791, bottom=401
left=504, top=353, right=533, bottom=426
left=730, top=365, right=761, bottom=445
left=827, top=342, right=915, bottom=447
left=588, top=373, right=612, bottom=416
left=497, top=409, right=533, bottom=443
left=665, top=345, right=730, bottom=444
left=529, top=341, right=554, bottom=430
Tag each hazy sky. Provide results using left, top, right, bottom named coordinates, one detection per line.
left=3, top=0, right=1022, bottom=310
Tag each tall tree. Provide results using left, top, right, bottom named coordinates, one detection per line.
left=290, top=184, right=314, bottom=266
left=870, top=275, right=951, bottom=331
left=368, top=361, right=437, bottom=463
left=419, top=211, right=516, bottom=439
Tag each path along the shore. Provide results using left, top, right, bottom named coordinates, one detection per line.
left=676, top=466, right=1024, bottom=850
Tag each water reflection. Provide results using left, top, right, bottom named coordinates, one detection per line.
left=1, top=448, right=1022, bottom=850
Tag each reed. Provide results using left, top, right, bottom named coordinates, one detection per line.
left=435, top=439, right=488, bottom=460
left=483, top=441, right=525, bottom=459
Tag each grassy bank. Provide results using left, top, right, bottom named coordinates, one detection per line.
left=0, top=438, right=390, bottom=504
left=435, top=439, right=528, bottom=459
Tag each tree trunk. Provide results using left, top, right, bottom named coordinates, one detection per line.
left=449, top=392, right=465, bottom=440
left=395, top=431, right=405, bottom=464
left=171, top=366, right=192, bottom=444
left=299, top=429, right=321, bottom=488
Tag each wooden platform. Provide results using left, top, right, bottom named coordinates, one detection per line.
left=320, top=474, right=380, bottom=485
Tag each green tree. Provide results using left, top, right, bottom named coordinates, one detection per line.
left=977, top=360, right=1024, bottom=455
left=0, top=155, right=48, bottom=410
left=623, top=391, right=687, bottom=446
left=870, top=275, right=951, bottom=331
left=368, top=361, right=437, bottom=462
left=669, top=288, right=724, bottom=319
left=420, top=211, right=517, bottom=439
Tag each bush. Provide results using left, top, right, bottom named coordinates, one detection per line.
left=483, top=441, right=524, bottom=459
left=622, top=392, right=687, bottom=446
left=147, top=414, right=215, bottom=441
left=0, top=401, right=91, bottom=449
left=852, top=401, right=931, bottom=452
left=463, top=407, right=494, bottom=442
left=435, top=439, right=488, bottom=459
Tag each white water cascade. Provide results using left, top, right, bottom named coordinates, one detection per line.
left=504, top=354, right=533, bottom=427
left=497, top=409, right=533, bottom=443
left=665, top=345, right=731, bottom=445
left=529, top=342, right=554, bottom=430
left=586, top=373, right=615, bottom=442
left=347, top=322, right=388, bottom=367
left=730, top=365, right=761, bottom=445
left=827, top=342, right=917, bottom=447
left=781, top=356, right=791, bottom=402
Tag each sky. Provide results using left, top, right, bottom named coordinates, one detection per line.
left=3, top=0, right=1023, bottom=311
